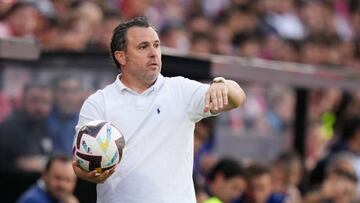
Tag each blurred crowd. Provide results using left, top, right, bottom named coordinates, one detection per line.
left=0, top=76, right=85, bottom=173
left=195, top=116, right=360, bottom=203
left=1, top=0, right=360, bottom=203
left=0, top=0, right=360, bottom=67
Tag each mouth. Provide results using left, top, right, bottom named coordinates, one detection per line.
left=147, top=62, right=159, bottom=69
left=148, top=61, right=158, bottom=66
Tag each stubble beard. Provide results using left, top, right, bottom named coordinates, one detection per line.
left=126, top=58, right=160, bottom=87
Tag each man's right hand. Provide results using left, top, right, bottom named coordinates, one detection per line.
left=72, top=161, right=116, bottom=184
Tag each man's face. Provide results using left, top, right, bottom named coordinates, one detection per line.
left=218, top=176, right=246, bottom=203
left=9, top=5, right=38, bottom=36
left=120, top=26, right=162, bottom=86
left=43, top=160, right=77, bottom=200
left=250, top=174, right=272, bottom=203
left=55, top=79, right=82, bottom=115
left=23, top=87, right=53, bottom=121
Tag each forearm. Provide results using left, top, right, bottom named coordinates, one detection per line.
left=225, top=79, right=246, bottom=109
left=206, top=79, right=246, bottom=114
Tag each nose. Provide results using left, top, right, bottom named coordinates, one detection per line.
left=148, top=46, right=158, bottom=58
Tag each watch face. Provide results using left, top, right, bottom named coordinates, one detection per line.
left=213, top=77, right=225, bottom=83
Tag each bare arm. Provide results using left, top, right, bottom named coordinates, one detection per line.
left=204, top=78, right=246, bottom=114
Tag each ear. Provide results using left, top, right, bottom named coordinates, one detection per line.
left=114, top=51, right=127, bottom=66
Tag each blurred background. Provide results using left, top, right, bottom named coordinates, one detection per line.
left=1, top=0, right=360, bottom=202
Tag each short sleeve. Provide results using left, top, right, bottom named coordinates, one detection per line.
left=76, top=92, right=105, bottom=131
left=175, top=77, right=217, bottom=122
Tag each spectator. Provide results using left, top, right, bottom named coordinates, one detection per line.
left=305, top=120, right=329, bottom=171
left=211, top=22, right=233, bottom=55
left=233, top=32, right=262, bottom=58
left=0, top=81, right=53, bottom=173
left=300, top=35, right=329, bottom=65
left=52, top=0, right=73, bottom=25
left=305, top=152, right=358, bottom=203
left=236, top=164, right=288, bottom=203
left=260, top=34, right=286, bottom=60
left=276, top=39, right=300, bottom=62
left=204, top=158, right=247, bottom=203
left=265, top=86, right=294, bottom=136
left=90, top=10, right=122, bottom=51
left=0, top=2, right=39, bottom=38
left=56, top=1, right=103, bottom=51
left=194, top=118, right=217, bottom=185
left=118, top=0, right=150, bottom=20
left=271, top=151, right=303, bottom=203
left=16, top=154, right=78, bottom=203
left=159, top=21, right=190, bottom=52
left=36, top=17, right=60, bottom=50
left=190, top=32, right=214, bottom=54
left=225, top=8, right=258, bottom=37
left=310, top=116, right=360, bottom=192
left=264, top=0, right=305, bottom=40
left=187, top=13, right=212, bottom=34
left=47, top=75, right=83, bottom=156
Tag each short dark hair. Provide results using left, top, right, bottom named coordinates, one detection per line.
left=45, top=154, right=72, bottom=172
left=341, top=116, right=360, bottom=141
left=23, top=81, right=51, bottom=96
left=246, top=164, right=270, bottom=180
left=207, top=158, right=245, bottom=182
left=110, top=16, right=150, bottom=69
left=51, top=74, right=81, bottom=91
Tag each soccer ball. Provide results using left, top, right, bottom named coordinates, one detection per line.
left=73, top=120, right=125, bottom=172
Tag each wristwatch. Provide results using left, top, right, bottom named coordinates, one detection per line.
left=212, top=77, right=226, bottom=84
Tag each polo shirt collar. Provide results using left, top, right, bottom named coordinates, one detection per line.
left=115, top=74, right=165, bottom=93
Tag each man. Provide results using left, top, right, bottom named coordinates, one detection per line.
left=310, top=116, right=360, bottom=192
left=204, top=158, right=247, bottom=203
left=305, top=152, right=358, bottom=203
left=0, top=81, right=53, bottom=173
left=236, top=164, right=287, bottom=203
left=16, top=154, right=78, bottom=203
left=48, top=75, right=83, bottom=156
left=72, top=16, right=246, bottom=203
left=0, top=2, right=39, bottom=38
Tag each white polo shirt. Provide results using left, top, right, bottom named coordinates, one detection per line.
left=76, top=74, right=215, bottom=203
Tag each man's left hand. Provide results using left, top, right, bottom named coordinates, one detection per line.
left=204, top=82, right=229, bottom=113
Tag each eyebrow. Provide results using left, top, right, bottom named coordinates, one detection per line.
left=137, top=40, right=160, bottom=46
